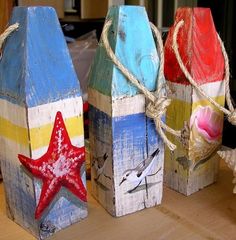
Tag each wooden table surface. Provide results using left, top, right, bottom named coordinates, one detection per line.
left=0, top=160, right=236, bottom=240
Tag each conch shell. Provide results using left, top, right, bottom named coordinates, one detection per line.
left=218, top=148, right=236, bottom=193
left=189, top=106, right=223, bottom=163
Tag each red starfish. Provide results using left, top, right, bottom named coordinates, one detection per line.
left=18, top=111, right=87, bottom=219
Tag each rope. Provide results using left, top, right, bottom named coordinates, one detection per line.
left=149, top=22, right=164, bottom=90
left=172, top=20, right=236, bottom=125
left=101, top=19, right=184, bottom=151
left=0, top=23, right=19, bottom=58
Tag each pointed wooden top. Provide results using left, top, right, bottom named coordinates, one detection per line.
left=89, top=6, right=160, bottom=98
left=164, top=8, right=225, bottom=85
left=0, top=7, right=81, bottom=107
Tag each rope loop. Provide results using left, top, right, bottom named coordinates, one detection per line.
left=101, top=19, right=184, bottom=151
left=0, top=23, right=19, bottom=59
left=172, top=19, right=236, bottom=125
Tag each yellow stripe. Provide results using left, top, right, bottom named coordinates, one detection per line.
left=29, top=116, right=84, bottom=150
left=0, top=116, right=84, bottom=150
left=0, top=117, right=29, bottom=146
left=192, top=96, right=225, bottom=111
left=167, top=96, right=225, bottom=128
left=166, top=99, right=192, bottom=130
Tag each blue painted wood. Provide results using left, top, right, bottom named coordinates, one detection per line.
left=0, top=6, right=81, bottom=107
left=89, top=6, right=164, bottom=216
left=0, top=7, right=86, bottom=239
left=88, top=5, right=159, bottom=98
left=1, top=158, right=38, bottom=234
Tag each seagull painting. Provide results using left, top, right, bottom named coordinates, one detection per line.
left=119, top=148, right=161, bottom=193
left=92, top=152, right=111, bottom=182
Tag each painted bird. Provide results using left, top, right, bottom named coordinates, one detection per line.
left=119, top=148, right=161, bottom=193
left=92, top=153, right=111, bottom=181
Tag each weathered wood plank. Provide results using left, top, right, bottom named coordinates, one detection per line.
left=0, top=7, right=86, bottom=239
left=88, top=6, right=164, bottom=216
left=164, top=8, right=225, bottom=195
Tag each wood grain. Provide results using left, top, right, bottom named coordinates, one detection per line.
left=0, top=7, right=85, bottom=239
left=0, top=160, right=236, bottom=240
left=164, top=8, right=226, bottom=195
left=88, top=6, right=164, bottom=217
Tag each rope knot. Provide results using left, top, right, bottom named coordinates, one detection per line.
left=228, top=110, right=236, bottom=125
left=146, top=97, right=171, bottom=121
left=102, top=20, right=180, bottom=151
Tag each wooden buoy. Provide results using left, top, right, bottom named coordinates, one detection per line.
left=88, top=6, right=164, bottom=217
left=164, top=8, right=225, bottom=195
left=0, top=7, right=87, bottom=239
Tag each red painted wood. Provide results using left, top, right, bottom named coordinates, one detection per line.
left=164, top=8, right=225, bottom=85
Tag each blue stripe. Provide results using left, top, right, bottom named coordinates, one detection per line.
left=112, top=113, right=147, bottom=160
left=89, top=105, right=112, bottom=145
left=89, top=105, right=161, bottom=167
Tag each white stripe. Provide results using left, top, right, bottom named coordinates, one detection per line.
left=0, top=99, right=27, bottom=127
left=112, top=94, right=145, bottom=117
left=167, top=81, right=192, bottom=102
left=28, top=96, right=83, bottom=128
left=167, top=80, right=225, bottom=102
left=88, top=88, right=145, bottom=117
left=31, top=136, right=84, bottom=159
left=0, top=97, right=83, bottom=128
left=192, top=80, right=225, bottom=102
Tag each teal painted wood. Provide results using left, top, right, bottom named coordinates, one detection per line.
left=0, top=6, right=81, bottom=107
left=88, top=5, right=160, bottom=98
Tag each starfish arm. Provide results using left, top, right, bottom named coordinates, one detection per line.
left=18, top=112, right=88, bottom=220
left=18, top=154, right=42, bottom=177
left=64, top=173, right=87, bottom=202
left=70, top=147, right=85, bottom=165
left=73, top=146, right=85, bottom=157
left=35, top=178, right=61, bottom=219
left=68, top=148, right=85, bottom=172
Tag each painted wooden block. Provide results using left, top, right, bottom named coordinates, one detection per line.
left=88, top=6, right=164, bottom=217
left=164, top=8, right=225, bottom=195
left=0, top=7, right=87, bottom=239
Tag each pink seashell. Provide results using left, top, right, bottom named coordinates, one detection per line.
left=190, top=106, right=223, bottom=142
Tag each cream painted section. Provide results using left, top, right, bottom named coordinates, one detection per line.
left=112, top=94, right=145, bottom=117
left=192, top=80, right=225, bottom=102
left=167, top=80, right=225, bottom=102
left=28, top=96, right=83, bottom=128
left=167, top=81, right=192, bottom=102
left=0, top=99, right=27, bottom=126
left=88, top=88, right=146, bottom=117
